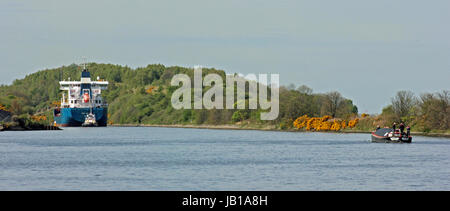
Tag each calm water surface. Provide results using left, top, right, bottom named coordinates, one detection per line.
left=0, top=127, right=449, bottom=190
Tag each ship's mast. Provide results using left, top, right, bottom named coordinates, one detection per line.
left=81, top=62, right=94, bottom=115
left=81, top=57, right=88, bottom=71
left=81, top=62, right=88, bottom=72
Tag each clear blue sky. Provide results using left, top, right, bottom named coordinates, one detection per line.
left=1, top=0, right=449, bottom=113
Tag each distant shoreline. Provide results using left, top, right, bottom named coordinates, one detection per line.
left=109, top=124, right=450, bottom=138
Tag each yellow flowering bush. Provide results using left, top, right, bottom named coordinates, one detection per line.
left=330, top=120, right=342, bottom=131
left=341, top=120, right=347, bottom=129
left=0, top=104, right=7, bottom=111
left=146, top=86, right=157, bottom=94
left=51, top=101, right=61, bottom=107
left=317, top=121, right=331, bottom=131
left=321, top=115, right=332, bottom=122
left=306, top=117, right=321, bottom=130
left=293, top=115, right=357, bottom=131
left=361, top=113, right=369, bottom=118
left=107, top=113, right=113, bottom=125
left=348, top=118, right=359, bottom=128
left=31, top=115, right=47, bottom=122
left=293, top=115, right=308, bottom=129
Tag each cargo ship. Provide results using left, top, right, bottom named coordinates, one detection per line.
left=53, top=64, right=108, bottom=127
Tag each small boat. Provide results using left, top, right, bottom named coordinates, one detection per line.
left=82, top=113, right=98, bottom=127
left=371, top=128, right=412, bottom=143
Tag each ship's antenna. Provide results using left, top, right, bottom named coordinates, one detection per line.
left=81, top=57, right=88, bottom=71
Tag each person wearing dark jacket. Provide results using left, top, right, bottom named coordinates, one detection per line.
left=399, top=122, right=405, bottom=135
left=392, top=122, right=396, bottom=131
left=406, top=126, right=411, bottom=137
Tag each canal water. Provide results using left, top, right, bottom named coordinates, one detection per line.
left=0, top=127, right=449, bottom=190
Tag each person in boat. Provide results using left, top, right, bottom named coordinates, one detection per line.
left=376, top=125, right=381, bottom=130
left=392, top=122, right=396, bottom=131
left=406, top=126, right=411, bottom=137
left=399, top=122, right=405, bottom=135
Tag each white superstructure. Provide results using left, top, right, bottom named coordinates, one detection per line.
left=59, top=66, right=109, bottom=108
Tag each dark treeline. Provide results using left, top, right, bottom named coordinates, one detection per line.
left=0, top=63, right=358, bottom=128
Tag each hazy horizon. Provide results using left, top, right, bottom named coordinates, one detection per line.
left=1, top=0, right=449, bottom=113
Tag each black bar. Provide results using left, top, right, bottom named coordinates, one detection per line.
left=0, top=191, right=442, bottom=209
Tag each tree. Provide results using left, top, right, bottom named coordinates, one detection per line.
left=286, top=83, right=296, bottom=91
left=297, top=85, right=313, bottom=95
left=391, top=90, right=416, bottom=120
left=419, top=90, right=450, bottom=130
left=436, top=90, right=450, bottom=129
left=10, top=99, right=22, bottom=115
left=336, top=99, right=357, bottom=118
left=278, top=86, right=318, bottom=120
left=322, top=91, right=344, bottom=118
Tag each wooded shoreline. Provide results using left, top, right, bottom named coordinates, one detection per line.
left=1, top=63, right=448, bottom=135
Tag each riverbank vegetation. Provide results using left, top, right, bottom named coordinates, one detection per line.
left=353, top=90, right=449, bottom=134
left=0, top=63, right=448, bottom=135
left=290, top=90, right=449, bottom=135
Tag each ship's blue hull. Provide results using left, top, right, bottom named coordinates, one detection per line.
left=54, top=107, right=107, bottom=127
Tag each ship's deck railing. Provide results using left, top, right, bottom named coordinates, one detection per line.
left=60, top=81, right=109, bottom=85
left=59, top=81, right=109, bottom=91
left=60, top=102, right=108, bottom=108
